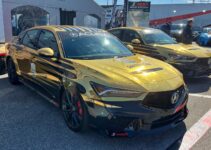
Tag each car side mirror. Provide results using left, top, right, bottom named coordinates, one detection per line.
left=127, top=44, right=134, bottom=51
left=37, top=48, right=54, bottom=57
left=131, top=39, right=141, bottom=45
left=172, top=37, right=176, bottom=41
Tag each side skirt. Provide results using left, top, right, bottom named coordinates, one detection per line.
left=19, top=78, right=60, bottom=108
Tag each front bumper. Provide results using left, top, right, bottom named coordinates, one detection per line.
left=87, top=86, right=188, bottom=135
left=171, top=58, right=211, bottom=78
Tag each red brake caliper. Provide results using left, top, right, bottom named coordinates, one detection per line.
left=77, top=101, right=83, bottom=116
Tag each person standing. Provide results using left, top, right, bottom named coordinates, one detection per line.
left=182, top=19, right=193, bottom=44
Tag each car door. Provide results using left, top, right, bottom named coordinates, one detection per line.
left=33, top=29, right=62, bottom=100
left=109, top=29, right=123, bottom=40
left=16, top=29, right=40, bottom=79
left=121, top=29, right=149, bottom=55
left=122, top=29, right=163, bottom=59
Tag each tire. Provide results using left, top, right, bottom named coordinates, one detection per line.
left=61, top=90, right=88, bottom=132
left=7, top=58, right=20, bottom=85
left=0, top=61, right=5, bottom=75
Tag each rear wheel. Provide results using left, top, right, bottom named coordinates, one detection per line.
left=61, top=90, right=88, bottom=132
left=0, top=59, right=6, bottom=75
left=7, top=58, right=19, bottom=85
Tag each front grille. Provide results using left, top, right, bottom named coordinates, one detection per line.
left=195, top=58, right=209, bottom=67
left=142, top=86, right=185, bottom=109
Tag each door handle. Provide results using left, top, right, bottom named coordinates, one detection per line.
left=32, top=57, right=37, bottom=62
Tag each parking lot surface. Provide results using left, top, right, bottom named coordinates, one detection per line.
left=0, top=74, right=210, bottom=150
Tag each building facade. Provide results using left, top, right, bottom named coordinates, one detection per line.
left=0, top=0, right=105, bottom=42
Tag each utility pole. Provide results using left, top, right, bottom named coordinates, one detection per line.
left=110, top=0, right=117, bottom=27
left=123, top=0, right=128, bottom=26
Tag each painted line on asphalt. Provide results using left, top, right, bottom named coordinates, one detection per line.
left=179, top=109, right=211, bottom=150
left=0, top=74, right=8, bottom=79
left=189, top=93, right=211, bottom=99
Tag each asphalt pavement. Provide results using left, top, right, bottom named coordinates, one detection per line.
left=0, top=74, right=210, bottom=150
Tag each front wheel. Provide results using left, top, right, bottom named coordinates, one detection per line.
left=0, top=58, right=6, bottom=75
left=61, top=90, right=88, bottom=132
left=7, top=58, right=20, bottom=85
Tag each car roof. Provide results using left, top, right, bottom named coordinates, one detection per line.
left=109, top=26, right=161, bottom=33
left=171, top=24, right=186, bottom=26
left=109, top=26, right=150, bottom=31
left=29, top=25, right=105, bottom=33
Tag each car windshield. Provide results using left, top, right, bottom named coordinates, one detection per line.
left=171, top=24, right=185, bottom=30
left=58, top=32, right=133, bottom=59
left=139, top=29, right=177, bottom=45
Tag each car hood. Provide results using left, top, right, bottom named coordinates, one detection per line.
left=71, top=54, right=184, bottom=92
left=154, top=43, right=211, bottom=57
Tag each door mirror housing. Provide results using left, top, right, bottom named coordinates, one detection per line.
left=37, top=48, right=54, bottom=57
left=127, top=44, right=134, bottom=51
left=131, top=39, right=141, bottom=45
left=172, top=37, right=177, bottom=41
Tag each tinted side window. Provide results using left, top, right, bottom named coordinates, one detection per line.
left=22, top=30, right=39, bottom=49
left=109, top=30, right=122, bottom=39
left=16, top=31, right=26, bottom=44
left=37, top=30, right=59, bottom=56
left=122, top=30, right=140, bottom=43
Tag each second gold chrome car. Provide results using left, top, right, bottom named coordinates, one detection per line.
left=6, top=26, right=188, bottom=135
left=109, top=27, right=211, bottom=78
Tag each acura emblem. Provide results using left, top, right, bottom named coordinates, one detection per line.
left=171, top=92, right=180, bottom=104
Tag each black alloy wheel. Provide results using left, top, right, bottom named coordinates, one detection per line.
left=61, top=91, right=88, bottom=132
left=0, top=60, right=5, bottom=75
left=7, top=58, right=19, bottom=84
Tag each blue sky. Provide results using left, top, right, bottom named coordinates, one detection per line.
left=95, top=0, right=188, bottom=5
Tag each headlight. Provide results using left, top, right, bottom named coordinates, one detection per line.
left=169, top=53, right=195, bottom=61
left=90, top=82, right=143, bottom=98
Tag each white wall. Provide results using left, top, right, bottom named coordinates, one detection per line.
left=2, top=0, right=105, bottom=41
left=0, top=0, right=5, bottom=43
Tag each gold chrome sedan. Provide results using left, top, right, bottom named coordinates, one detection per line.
left=6, top=26, right=188, bottom=136
left=109, top=27, right=211, bottom=78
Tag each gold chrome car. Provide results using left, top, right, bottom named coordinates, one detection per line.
left=0, top=43, right=6, bottom=74
left=6, top=26, right=188, bottom=135
left=109, top=27, right=211, bottom=78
